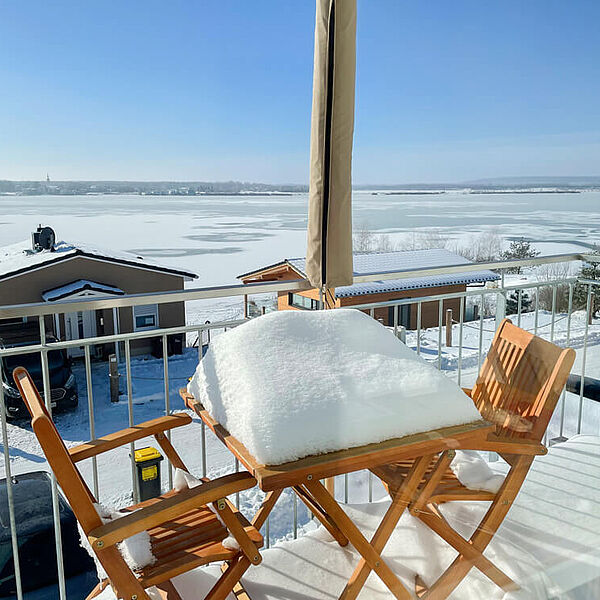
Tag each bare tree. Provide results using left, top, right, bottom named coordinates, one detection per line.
left=353, top=222, right=376, bottom=252
left=398, top=230, right=449, bottom=251
left=450, top=229, right=502, bottom=263
left=353, top=221, right=397, bottom=252
left=536, top=262, right=576, bottom=313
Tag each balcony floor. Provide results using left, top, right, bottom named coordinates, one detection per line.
left=92, top=435, right=600, bottom=600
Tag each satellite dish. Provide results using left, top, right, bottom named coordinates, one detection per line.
left=32, top=225, right=56, bottom=252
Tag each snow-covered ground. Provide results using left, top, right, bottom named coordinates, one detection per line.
left=95, top=435, right=600, bottom=600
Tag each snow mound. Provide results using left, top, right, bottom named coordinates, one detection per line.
left=451, top=450, right=505, bottom=493
left=188, top=309, right=483, bottom=465
left=79, top=503, right=155, bottom=580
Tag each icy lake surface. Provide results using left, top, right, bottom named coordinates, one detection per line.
left=0, top=190, right=599, bottom=290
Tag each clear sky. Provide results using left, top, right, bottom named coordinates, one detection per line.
left=1, top=0, right=599, bottom=184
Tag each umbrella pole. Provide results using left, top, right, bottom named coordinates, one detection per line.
left=320, top=286, right=336, bottom=496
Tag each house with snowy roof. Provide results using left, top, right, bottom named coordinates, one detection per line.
left=238, top=248, right=499, bottom=329
left=0, top=226, right=197, bottom=357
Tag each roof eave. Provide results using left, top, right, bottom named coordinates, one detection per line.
left=238, top=259, right=306, bottom=281
left=0, top=248, right=198, bottom=283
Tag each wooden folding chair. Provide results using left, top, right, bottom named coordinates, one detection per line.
left=13, top=367, right=263, bottom=600
left=370, top=318, right=576, bottom=600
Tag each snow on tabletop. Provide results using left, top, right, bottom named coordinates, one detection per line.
left=187, top=309, right=483, bottom=465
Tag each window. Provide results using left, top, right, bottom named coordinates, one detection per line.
left=288, top=293, right=319, bottom=310
left=133, top=304, right=159, bottom=331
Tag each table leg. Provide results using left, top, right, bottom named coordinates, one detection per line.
left=337, top=454, right=433, bottom=600
left=305, top=479, right=415, bottom=600
left=294, top=485, right=349, bottom=546
left=251, top=489, right=282, bottom=531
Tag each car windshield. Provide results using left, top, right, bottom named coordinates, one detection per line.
left=2, top=350, right=66, bottom=382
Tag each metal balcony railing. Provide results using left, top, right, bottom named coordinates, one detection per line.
left=0, top=251, right=599, bottom=599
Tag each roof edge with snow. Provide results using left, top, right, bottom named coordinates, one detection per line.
left=238, top=249, right=500, bottom=296
left=0, top=241, right=198, bottom=283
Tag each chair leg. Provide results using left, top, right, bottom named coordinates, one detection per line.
left=421, top=456, right=533, bottom=600
left=205, top=555, right=251, bottom=600
left=86, top=580, right=110, bottom=600
left=95, top=546, right=151, bottom=600
left=417, top=505, right=518, bottom=591
left=221, top=562, right=253, bottom=600
left=415, top=574, right=429, bottom=598
left=409, top=451, right=454, bottom=517
left=154, top=581, right=183, bottom=600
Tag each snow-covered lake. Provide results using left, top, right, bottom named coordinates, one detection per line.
left=1, top=190, right=599, bottom=289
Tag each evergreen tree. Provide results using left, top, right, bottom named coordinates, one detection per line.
left=500, top=238, right=540, bottom=274
left=506, top=289, right=532, bottom=315
left=573, top=246, right=600, bottom=317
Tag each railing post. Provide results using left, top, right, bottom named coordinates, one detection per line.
left=395, top=325, right=406, bottom=343
left=445, top=308, right=453, bottom=347
left=109, top=353, right=120, bottom=403
left=495, top=289, right=506, bottom=330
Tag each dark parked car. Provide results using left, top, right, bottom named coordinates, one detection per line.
left=0, top=337, right=78, bottom=419
left=0, top=471, right=97, bottom=598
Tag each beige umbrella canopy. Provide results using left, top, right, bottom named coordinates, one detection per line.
left=305, top=0, right=357, bottom=292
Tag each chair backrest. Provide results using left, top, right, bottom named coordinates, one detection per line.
left=12, top=367, right=104, bottom=535
left=471, top=319, right=575, bottom=442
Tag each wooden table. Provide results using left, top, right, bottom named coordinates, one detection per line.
left=180, top=389, right=494, bottom=600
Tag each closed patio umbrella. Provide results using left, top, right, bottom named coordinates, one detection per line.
left=305, top=0, right=357, bottom=295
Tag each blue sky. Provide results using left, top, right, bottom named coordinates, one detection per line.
left=1, top=0, right=599, bottom=183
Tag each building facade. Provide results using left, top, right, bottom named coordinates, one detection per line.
left=239, top=249, right=499, bottom=329
left=0, top=234, right=196, bottom=357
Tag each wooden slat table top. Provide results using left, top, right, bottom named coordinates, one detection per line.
left=180, top=389, right=494, bottom=492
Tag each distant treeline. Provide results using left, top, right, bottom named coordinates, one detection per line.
left=1, top=177, right=599, bottom=196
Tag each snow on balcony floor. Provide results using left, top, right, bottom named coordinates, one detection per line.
left=95, top=435, right=600, bottom=600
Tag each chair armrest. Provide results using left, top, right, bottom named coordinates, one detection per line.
left=69, top=414, right=192, bottom=463
left=87, top=471, right=256, bottom=550
left=468, top=434, right=547, bottom=456
left=461, top=387, right=472, bottom=397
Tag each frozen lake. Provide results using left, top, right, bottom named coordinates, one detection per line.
left=0, top=190, right=598, bottom=291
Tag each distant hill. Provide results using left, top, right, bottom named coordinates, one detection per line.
left=462, top=176, right=600, bottom=187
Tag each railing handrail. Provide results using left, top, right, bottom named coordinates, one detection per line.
left=0, top=318, right=246, bottom=357
left=0, top=252, right=596, bottom=319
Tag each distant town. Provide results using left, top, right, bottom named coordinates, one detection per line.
left=1, top=177, right=599, bottom=196
left=0, top=179, right=307, bottom=196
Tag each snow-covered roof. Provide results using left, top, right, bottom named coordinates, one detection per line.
left=42, top=279, right=125, bottom=301
left=240, top=249, right=499, bottom=297
left=0, top=240, right=197, bottom=282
